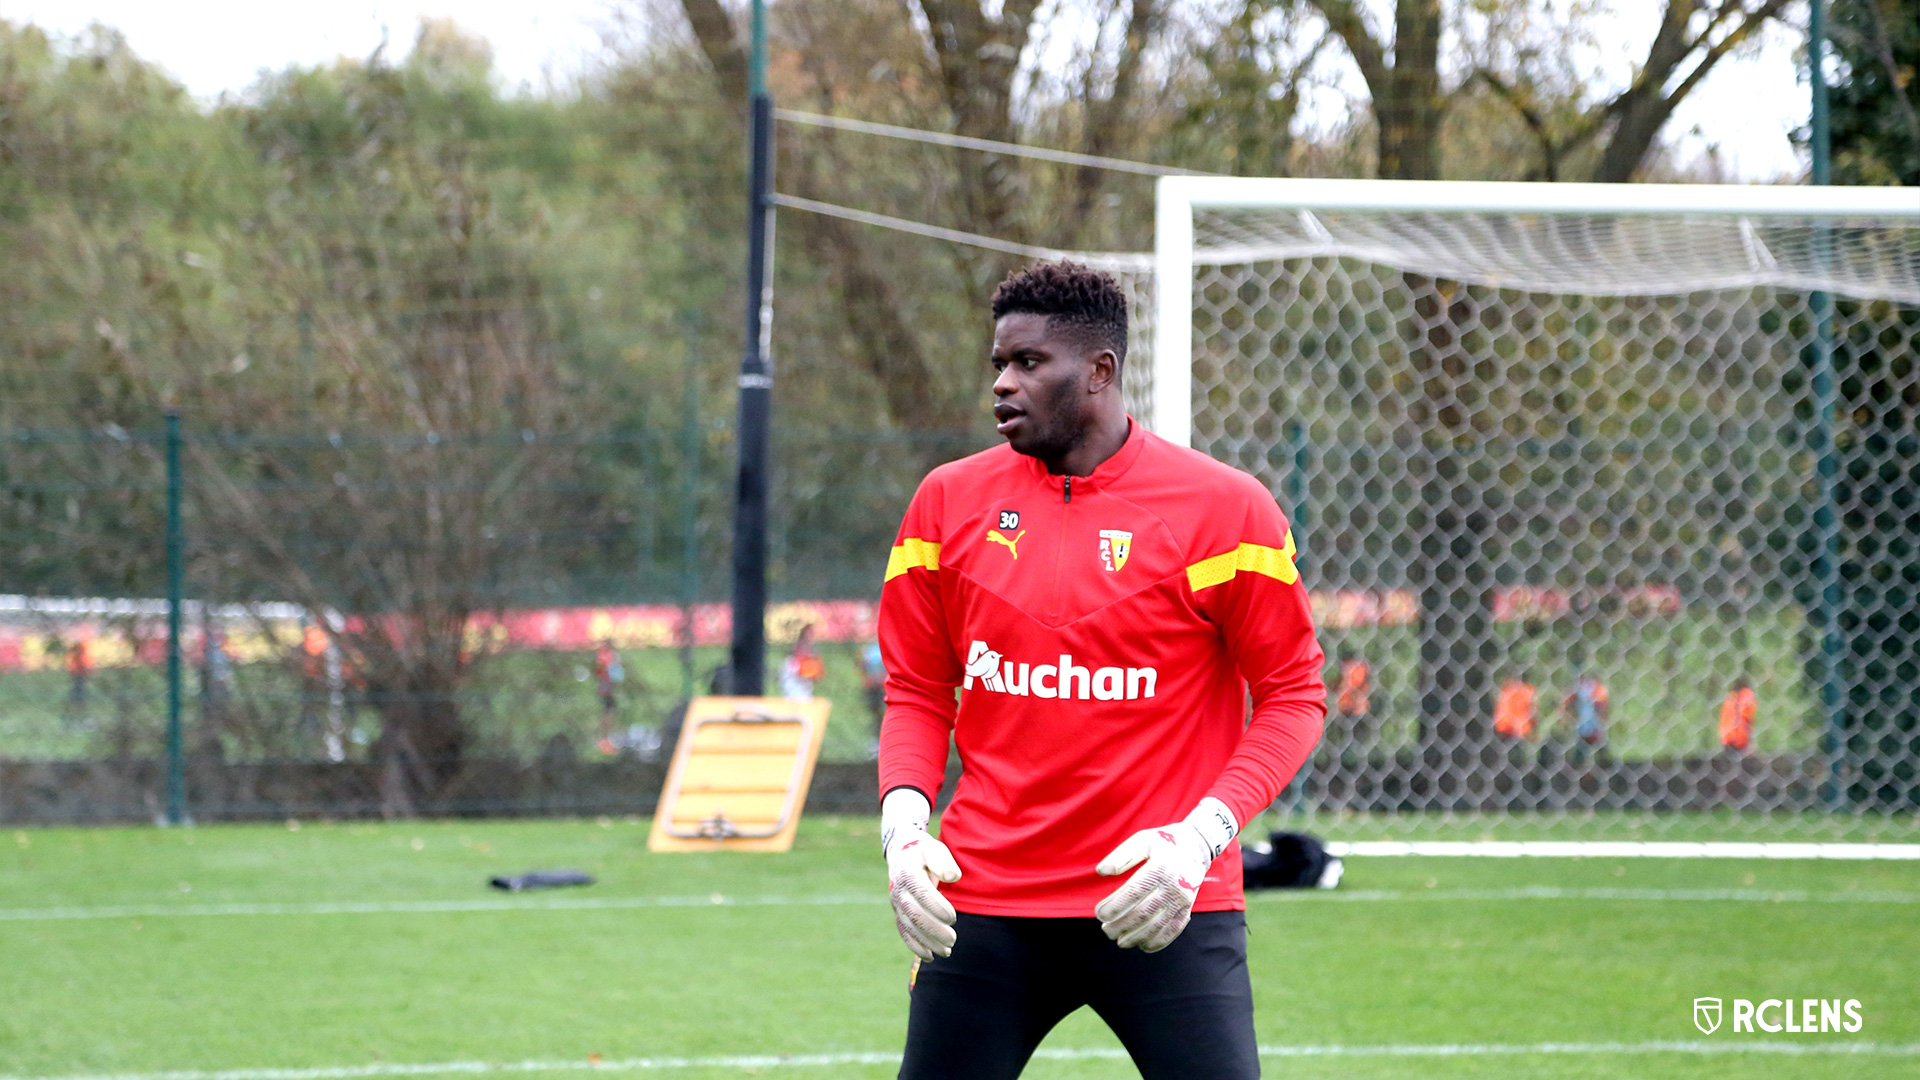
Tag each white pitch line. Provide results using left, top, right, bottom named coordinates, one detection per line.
left=1326, top=841, right=1920, bottom=859
left=6, top=885, right=1919, bottom=924
left=1246, top=886, right=1920, bottom=904
left=7, top=1041, right=1919, bottom=1080
left=1250, top=1040, right=1920, bottom=1057
left=0, top=895, right=883, bottom=923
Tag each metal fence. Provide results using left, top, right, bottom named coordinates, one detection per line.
left=0, top=422, right=982, bottom=823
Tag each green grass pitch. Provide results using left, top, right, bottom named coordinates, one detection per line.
left=2, top=816, right=1917, bottom=1080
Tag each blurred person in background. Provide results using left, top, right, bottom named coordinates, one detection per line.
left=298, top=624, right=329, bottom=738
left=861, top=640, right=887, bottom=756
left=1561, top=670, right=1610, bottom=762
left=1333, top=647, right=1372, bottom=751
left=1494, top=677, right=1537, bottom=741
left=196, top=623, right=236, bottom=762
left=779, top=624, right=824, bottom=701
left=206, top=625, right=234, bottom=702
left=1719, top=676, right=1756, bottom=754
left=63, top=636, right=91, bottom=725
left=594, top=640, right=624, bottom=754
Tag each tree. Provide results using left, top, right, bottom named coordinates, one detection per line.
left=906, top=0, right=1044, bottom=249
left=1309, top=0, right=1444, bottom=178
left=1825, top=0, right=1920, bottom=185
left=676, top=0, right=968, bottom=433
left=21, top=27, right=610, bottom=810
left=0, top=22, right=239, bottom=599
left=1313, top=0, right=1790, bottom=182
left=1164, top=2, right=1331, bottom=178
left=214, top=35, right=611, bottom=814
left=673, top=0, right=1174, bottom=433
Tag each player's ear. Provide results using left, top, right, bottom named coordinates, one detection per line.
left=1087, top=348, right=1120, bottom=394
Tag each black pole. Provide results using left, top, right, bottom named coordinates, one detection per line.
left=164, top=412, right=186, bottom=826
left=729, top=4, right=774, bottom=697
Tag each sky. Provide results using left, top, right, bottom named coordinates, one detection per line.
left=0, top=0, right=1813, bottom=182
left=0, top=0, right=620, bottom=97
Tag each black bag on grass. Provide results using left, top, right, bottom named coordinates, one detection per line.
left=489, top=869, right=595, bottom=892
left=1240, top=831, right=1343, bottom=890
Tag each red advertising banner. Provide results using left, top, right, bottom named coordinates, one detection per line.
left=0, top=600, right=879, bottom=672
left=0, top=588, right=1683, bottom=672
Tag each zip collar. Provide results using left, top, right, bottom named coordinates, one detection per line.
left=1021, top=416, right=1147, bottom=499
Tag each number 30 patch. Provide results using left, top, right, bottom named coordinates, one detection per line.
left=998, top=511, right=1020, bottom=531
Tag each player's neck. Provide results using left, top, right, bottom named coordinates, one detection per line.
left=1039, top=411, right=1130, bottom=478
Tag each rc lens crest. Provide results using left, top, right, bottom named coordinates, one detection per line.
left=1098, top=529, right=1132, bottom=572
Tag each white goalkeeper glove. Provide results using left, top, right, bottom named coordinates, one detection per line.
left=881, top=787, right=961, bottom=960
left=1093, top=797, right=1238, bottom=953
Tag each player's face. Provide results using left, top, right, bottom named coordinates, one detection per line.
left=989, top=313, right=1095, bottom=461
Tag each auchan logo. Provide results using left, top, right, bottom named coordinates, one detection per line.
left=962, top=640, right=1156, bottom=701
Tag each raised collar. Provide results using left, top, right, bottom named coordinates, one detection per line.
left=1019, top=416, right=1147, bottom=496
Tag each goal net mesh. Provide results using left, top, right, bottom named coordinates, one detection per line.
left=1144, top=203, right=1920, bottom=840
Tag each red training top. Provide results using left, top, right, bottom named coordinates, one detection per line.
left=877, top=420, right=1326, bottom=917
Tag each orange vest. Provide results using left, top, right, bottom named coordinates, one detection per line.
left=302, top=626, right=328, bottom=679
left=794, top=648, right=824, bottom=682
left=1494, top=680, right=1536, bottom=739
left=1336, top=660, right=1371, bottom=715
left=1719, top=687, right=1756, bottom=750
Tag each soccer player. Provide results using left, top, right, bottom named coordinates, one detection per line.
left=877, top=261, right=1326, bottom=1079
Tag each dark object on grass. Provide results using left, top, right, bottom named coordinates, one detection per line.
left=1240, top=831, right=1343, bottom=890
left=489, top=869, right=596, bottom=891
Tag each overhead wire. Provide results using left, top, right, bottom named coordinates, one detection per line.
left=771, top=111, right=1192, bottom=262
left=775, top=109, right=1216, bottom=178
left=768, top=194, right=1149, bottom=271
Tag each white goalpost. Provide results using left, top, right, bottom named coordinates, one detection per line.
left=1148, top=178, right=1920, bottom=840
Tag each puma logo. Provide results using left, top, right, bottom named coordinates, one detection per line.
left=986, top=529, right=1025, bottom=559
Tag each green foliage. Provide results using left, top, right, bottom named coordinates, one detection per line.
left=0, top=19, right=760, bottom=807
left=1826, top=0, right=1920, bottom=186
left=0, top=13, right=984, bottom=614
left=1162, top=1, right=1325, bottom=178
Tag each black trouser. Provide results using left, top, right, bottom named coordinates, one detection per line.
left=899, top=911, right=1259, bottom=1080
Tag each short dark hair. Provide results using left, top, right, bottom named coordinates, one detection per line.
left=990, top=261, right=1128, bottom=364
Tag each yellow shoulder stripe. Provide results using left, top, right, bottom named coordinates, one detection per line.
left=1185, top=530, right=1299, bottom=592
left=884, top=537, right=941, bottom=582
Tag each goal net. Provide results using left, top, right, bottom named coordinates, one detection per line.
left=1145, top=179, right=1920, bottom=842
